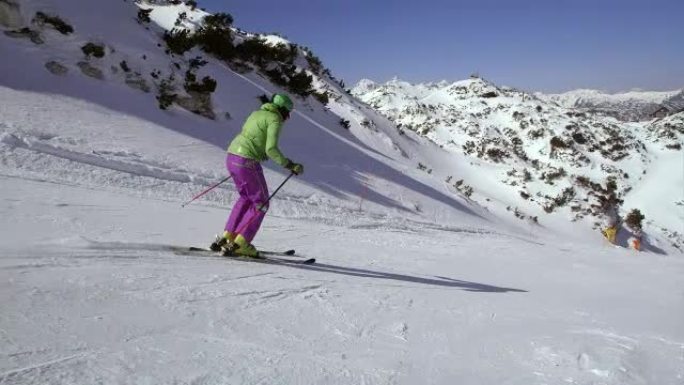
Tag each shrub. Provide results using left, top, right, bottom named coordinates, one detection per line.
left=339, top=119, right=351, bottom=129
left=542, top=167, right=566, bottom=184
left=33, top=12, right=74, bottom=35
left=286, top=69, right=314, bottom=97
left=189, top=56, right=208, bottom=69
left=195, top=13, right=235, bottom=60
left=305, top=51, right=324, bottom=75
left=265, top=68, right=287, bottom=87
left=164, top=29, right=196, bottom=55
left=157, top=76, right=177, bottom=110
left=175, top=11, right=187, bottom=27
left=257, top=94, right=270, bottom=104
left=119, top=60, right=130, bottom=73
left=185, top=75, right=217, bottom=94
left=572, top=132, right=587, bottom=144
left=522, top=168, right=532, bottom=182
left=236, top=39, right=295, bottom=67
left=550, top=136, right=568, bottom=150
left=81, top=42, right=105, bottom=58
left=624, top=209, right=645, bottom=230
left=186, top=0, right=198, bottom=10
left=312, top=91, right=329, bottom=105
left=486, top=148, right=507, bottom=162
left=137, top=8, right=152, bottom=24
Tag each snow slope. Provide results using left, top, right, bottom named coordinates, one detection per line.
left=2, top=174, right=684, bottom=385
left=1, top=1, right=684, bottom=384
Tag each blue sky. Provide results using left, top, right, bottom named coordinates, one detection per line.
left=201, top=0, right=683, bottom=93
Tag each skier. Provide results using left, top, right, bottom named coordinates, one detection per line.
left=210, top=93, right=304, bottom=257
left=600, top=200, right=619, bottom=244
left=628, top=228, right=642, bottom=251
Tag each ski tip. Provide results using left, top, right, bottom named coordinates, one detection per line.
left=284, top=249, right=295, bottom=256
left=189, top=246, right=209, bottom=251
left=303, top=258, right=316, bottom=264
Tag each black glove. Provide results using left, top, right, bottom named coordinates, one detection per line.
left=285, top=160, right=304, bottom=175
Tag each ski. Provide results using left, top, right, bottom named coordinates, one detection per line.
left=188, top=246, right=296, bottom=256
left=182, top=246, right=314, bottom=265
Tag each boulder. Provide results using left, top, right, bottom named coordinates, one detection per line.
left=125, top=73, right=151, bottom=93
left=77, top=61, right=104, bottom=80
left=45, top=61, right=68, bottom=76
left=176, top=91, right=215, bottom=120
left=4, top=27, right=43, bottom=44
left=0, top=0, right=22, bottom=29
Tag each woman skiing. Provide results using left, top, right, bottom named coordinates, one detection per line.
left=210, top=93, right=303, bottom=257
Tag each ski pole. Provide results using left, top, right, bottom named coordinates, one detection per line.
left=258, top=172, right=295, bottom=211
left=181, top=175, right=232, bottom=208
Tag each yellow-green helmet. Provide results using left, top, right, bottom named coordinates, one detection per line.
left=272, top=93, right=293, bottom=112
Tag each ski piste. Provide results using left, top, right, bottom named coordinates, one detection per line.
left=183, top=246, right=316, bottom=265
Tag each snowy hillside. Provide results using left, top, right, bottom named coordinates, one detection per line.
left=352, top=77, right=684, bottom=251
left=1, top=1, right=684, bottom=384
left=539, top=88, right=682, bottom=121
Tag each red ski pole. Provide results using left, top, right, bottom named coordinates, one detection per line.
left=181, top=175, right=232, bottom=208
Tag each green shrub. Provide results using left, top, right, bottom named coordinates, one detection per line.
left=81, top=42, right=105, bottom=58
left=137, top=8, right=152, bottom=24
left=286, top=69, right=314, bottom=97
left=185, top=75, right=217, bottom=94
left=486, top=148, right=507, bottom=162
left=189, top=56, right=207, bottom=69
left=175, top=11, right=187, bottom=27
left=572, top=132, right=587, bottom=144
left=34, top=12, right=74, bottom=35
left=624, top=209, right=645, bottom=230
left=236, top=39, right=296, bottom=67
left=339, top=118, right=351, bottom=129
left=195, top=13, right=235, bottom=60
left=265, top=68, right=287, bottom=87
left=550, top=136, right=568, bottom=149
left=157, top=76, right=177, bottom=110
left=164, top=29, right=196, bottom=55
left=258, top=94, right=270, bottom=104
left=312, top=91, right=329, bottom=105
left=304, top=51, right=323, bottom=74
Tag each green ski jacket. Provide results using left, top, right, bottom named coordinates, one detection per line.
left=227, top=103, right=289, bottom=167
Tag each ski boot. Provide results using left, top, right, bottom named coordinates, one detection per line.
left=210, top=231, right=235, bottom=252
left=225, top=234, right=260, bottom=258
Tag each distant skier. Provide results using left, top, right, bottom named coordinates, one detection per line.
left=628, top=228, right=642, bottom=251
left=600, top=201, right=620, bottom=244
left=210, top=93, right=303, bottom=257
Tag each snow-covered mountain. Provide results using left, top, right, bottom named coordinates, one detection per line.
left=539, top=88, right=682, bottom=121
left=352, top=77, right=683, bottom=248
left=2, top=1, right=684, bottom=383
